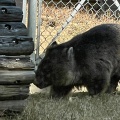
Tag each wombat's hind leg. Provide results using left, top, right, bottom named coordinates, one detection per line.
left=106, top=76, right=119, bottom=94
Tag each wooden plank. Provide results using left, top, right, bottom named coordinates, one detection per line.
left=0, top=0, right=16, bottom=6
left=0, top=36, right=34, bottom=55
left=0, top=6, right=23, bottom=22
left=0, top=22, right=28, bottom=36
left=0, top=70, right=35, bottom=85
left=0, top=85, right=29, bottom=100
left=0, top=56, right=34, bottom=70
left=0, top=100, right=26, bottom=116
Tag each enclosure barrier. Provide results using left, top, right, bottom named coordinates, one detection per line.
left=26, top=0, right=120, bottom=66
left=47, top=0, right=120, bottom=46
left=0, top=0, right=35, bottom=116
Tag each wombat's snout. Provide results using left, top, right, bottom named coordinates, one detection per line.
left=33, top=77, right=49, bottom=89
left=33, top=78, right=39, bottom=87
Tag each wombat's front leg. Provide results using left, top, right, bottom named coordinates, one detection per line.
left=50, top=85, right=73, bottom=98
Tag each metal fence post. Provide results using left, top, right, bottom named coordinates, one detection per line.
left=22, top=0, right=27, bottom=25
left=28, top=0, right=37, bottom=64
left=36, top=0, right=43, bottom=61
left=28, top=0, right=120, bottom=68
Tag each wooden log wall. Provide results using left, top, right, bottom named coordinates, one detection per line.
left=0, top=22, right=28, bottom=36
left=0, top=0, right=35, bottom=116
left=0, top=0, right=16, bottom=6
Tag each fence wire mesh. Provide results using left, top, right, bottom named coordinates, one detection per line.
left=34, top=0, right=120, bottom=64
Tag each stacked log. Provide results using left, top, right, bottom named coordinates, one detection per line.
left=0, top=0, right=35, bottom=116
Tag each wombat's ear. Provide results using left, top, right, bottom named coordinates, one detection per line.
left=67, top=47, right=74, bottom=60
left=51, top=41, right=58, bottom=47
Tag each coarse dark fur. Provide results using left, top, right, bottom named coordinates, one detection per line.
left=34, top=24, right=120, bottom=97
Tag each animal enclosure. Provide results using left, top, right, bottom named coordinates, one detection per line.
left=26, top=0, right=120, bottom=65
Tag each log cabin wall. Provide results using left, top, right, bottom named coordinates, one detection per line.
left=0, top=0, right=35, bottom=116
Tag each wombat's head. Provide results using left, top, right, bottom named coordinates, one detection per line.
left=34, top=42, right=79, bottom=89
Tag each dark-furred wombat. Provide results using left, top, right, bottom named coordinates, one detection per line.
left=34, top=24, right=120, bottom=97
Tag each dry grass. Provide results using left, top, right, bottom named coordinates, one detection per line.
left=38, top=5, right=120, bottom=53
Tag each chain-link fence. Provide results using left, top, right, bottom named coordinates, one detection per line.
left=27, top=0, right=120, bottom=65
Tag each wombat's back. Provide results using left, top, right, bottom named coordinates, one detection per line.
left=65, top=24, right=120, bottom=70
left=76, top=24, right=120, bottom=45
left=60, top=24, right=120, bottom=49
left=84, top=24, right=120, bottom=42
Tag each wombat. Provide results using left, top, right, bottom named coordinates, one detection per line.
left=34, top=24, right=120, bottom=97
